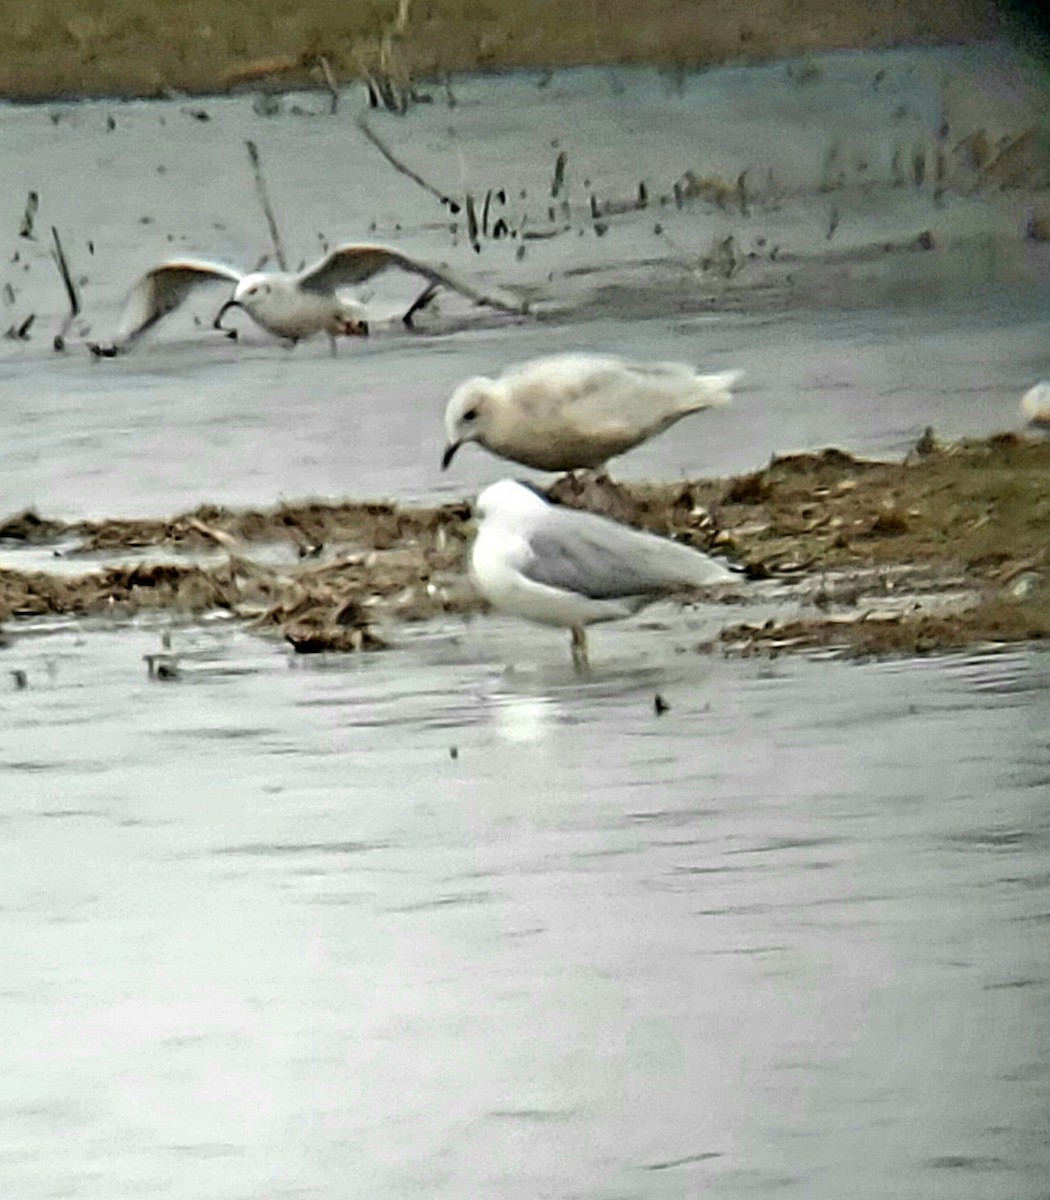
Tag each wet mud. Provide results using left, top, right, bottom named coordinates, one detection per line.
left=2, top=432, right=1046, bottom=657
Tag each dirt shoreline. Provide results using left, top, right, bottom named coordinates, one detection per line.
left=2, top=0, right=1005, bottom=101
left=1, top=433, right=1047, bottom=659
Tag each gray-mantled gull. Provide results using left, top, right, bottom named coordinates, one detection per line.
left=91, top=243, right=525, bottom=355
left=442, top=353, right=741, bottom=472
left=1021, top=381, right=1050, bottom=429
left=470, top=478, right=739, bottom=672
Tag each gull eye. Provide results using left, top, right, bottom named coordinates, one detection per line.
left=463, top=407, right=479, bottom=422
left=247, top=285, right=258, bottom=296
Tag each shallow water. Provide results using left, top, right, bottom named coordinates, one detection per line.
left=2, top=40, right=1050, bottom=1200
left=2, top=623, right=1049, bottom=1199
left=4, top=297, right=1049, bottom=521
left=1, top=42, right=1048, bottom=518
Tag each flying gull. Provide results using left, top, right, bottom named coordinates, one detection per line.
left=91, top=243, right=525, bottom=355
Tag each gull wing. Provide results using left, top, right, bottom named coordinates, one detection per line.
left=508, top=356, right=739, bottom=438
left=297, top=243, right=525, bottom=314
left=114, top=260, right=243, bottom=345
left=520, top=504, right=737, bottom=601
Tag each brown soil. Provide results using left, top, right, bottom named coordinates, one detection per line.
left=1, top=432, right=1047, bottom=658
left=2, top=0, right=1002, bottom=101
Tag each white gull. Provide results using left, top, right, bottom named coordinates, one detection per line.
left=92, top=242, right=525, bottom=355
left=443, top=353, right=741, bottom=472
left=470, top=478, right=739, bottom=672
left=1021, top=381, right=1050, bottom=429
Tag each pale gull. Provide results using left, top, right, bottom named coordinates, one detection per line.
left=91, top=242, right=525, bottom=355
left=470, top=479, right=739, bottom=672
left=442, top=353, right=741, bottom=472
left=1021, top=381, right=1050, bottom=429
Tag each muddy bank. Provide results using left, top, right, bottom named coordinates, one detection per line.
left=1, top=433, right=1046, bottom=658
left=2, top=0, right=1003, bottom=101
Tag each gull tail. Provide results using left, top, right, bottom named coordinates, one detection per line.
left=634, top=531, right=741, bottom=591
left=671, top=544, right=740, bottom=589
left=688, top=368, right=742, bottom=411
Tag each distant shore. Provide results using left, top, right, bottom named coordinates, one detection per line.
left=1, top=0, right=1005, bottom=101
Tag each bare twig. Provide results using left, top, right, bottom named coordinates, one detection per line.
left=317, top=56, right=339, bottom=114
left=392, top=0, right=411, bottom=36
left=465, top=193, right=480, bottom=252
left=362, top=70, right=409, bottom=115
left=245, top=140, right=287, bottom=271
left=19, top=192, right=38, bottom=240
left=551, top=150, right=567, bottom=198
left=354, top=115, right=458, bottom=210
left=50, top=226, right=80, bottom=311
left=50, top=226, right=81, bottom=349
left=5, top=313, right=35, bottom=340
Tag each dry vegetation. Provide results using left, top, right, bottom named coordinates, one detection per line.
left=2, top=0, right=1001, bottom=99
left=1, top=434, right=1047, bottom=658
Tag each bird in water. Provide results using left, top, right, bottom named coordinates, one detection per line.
left=469, top=479, right=739, bottom=672
left=90, top=243, right=525, bottom=356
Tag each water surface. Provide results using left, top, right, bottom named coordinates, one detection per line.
left=1, top=41, right=1049, bottom=1200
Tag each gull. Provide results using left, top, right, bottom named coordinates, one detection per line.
left=443, top=353, right=741, bottom=472
left=470, top=479, right=739, bottom=672
left=91, top=242, right=525, bottom=355
left=1021, top=381, right=1050, bottom=429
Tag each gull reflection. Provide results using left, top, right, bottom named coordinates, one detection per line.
left=490, top=691, right=560, bottom=744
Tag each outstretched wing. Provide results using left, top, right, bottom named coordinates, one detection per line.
left=114, top=260, right=243, bottom=345
left=297, top=243, right=525, bottom=314
left=521, top=504, right=737, bottom=600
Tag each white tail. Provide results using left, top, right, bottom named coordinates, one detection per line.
left=692, top=368, right=743, bottom=409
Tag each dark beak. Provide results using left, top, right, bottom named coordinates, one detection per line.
left=213, top=299, right=241, bottom=335
left=441, top=441, right=461, bottom=470
left=346, top=318, right=369, bottom=337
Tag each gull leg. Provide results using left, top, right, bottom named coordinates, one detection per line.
left=402, top=282, right=440, bottom=329
left=327, top=334, right=338, bottom=358
left=570, top=625, right=590, bottom=675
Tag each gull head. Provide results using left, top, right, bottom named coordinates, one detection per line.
left=442, top=376, right=498, bottom=469
left=214, top=272, right=273, bottom=331
left=233, top=273, right=273, bottom=311
left=474, top=479, right=548, bottom=521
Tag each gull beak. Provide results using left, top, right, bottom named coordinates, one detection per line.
left=441, top=441, right=461, bottom=470
left=213, top=299, right=242, bottom=336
